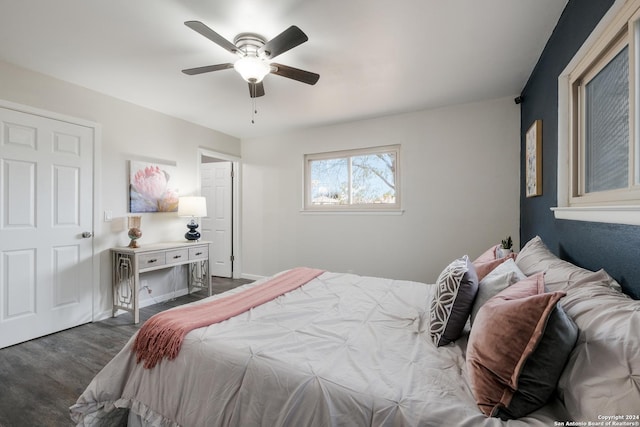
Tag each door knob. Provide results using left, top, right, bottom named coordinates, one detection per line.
left=82, top=231, right=93, bottom=238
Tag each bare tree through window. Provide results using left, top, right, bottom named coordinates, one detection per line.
left=306, top=146, right=399, bottom=209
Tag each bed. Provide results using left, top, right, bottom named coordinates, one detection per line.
left=70, top=236, right=640, bottom=426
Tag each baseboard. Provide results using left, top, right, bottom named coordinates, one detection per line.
left=93, top=288, right=190, bottom=322
left=240, top=273, right=267, bottom=281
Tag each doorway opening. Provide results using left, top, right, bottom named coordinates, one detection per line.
left=198, top=149, right=241, bottom=279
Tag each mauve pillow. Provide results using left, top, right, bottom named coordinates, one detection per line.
left=473, top=244, right=518, bottom=281
left=474, top=244, right=500, bottom=264
left=473, top=254, right=516, bottom=281
left=493, top=303, right=577, bottom=419
left=467, top=273, right=567, bottom=417
left=429, top=255, right=478, bottom=347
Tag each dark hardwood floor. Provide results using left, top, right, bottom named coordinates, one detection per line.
left=0, top=277, right=252, bottom=427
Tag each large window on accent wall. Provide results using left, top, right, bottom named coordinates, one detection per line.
left=568, top=2, right=640, bottom=207
left=303, top=145, right=401, bottom=212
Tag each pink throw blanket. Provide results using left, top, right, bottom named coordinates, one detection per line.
left=134, top=267, right=325, bottom=369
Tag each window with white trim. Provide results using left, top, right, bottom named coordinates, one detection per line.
left=303, top=145, right=401, bottom=211
left=567, top=1, right=640, bottom=207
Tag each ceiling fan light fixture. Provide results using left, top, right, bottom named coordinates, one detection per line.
left=234, top=57, right=271, bottom=83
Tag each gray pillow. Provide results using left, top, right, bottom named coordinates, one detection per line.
left=429, top=255, right=479, bottom=346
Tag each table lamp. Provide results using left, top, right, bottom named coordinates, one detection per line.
left=178, top=196, right=207, bottom=241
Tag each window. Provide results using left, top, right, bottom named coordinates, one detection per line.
left=567, top=2, right=640, bottom=207
left=303, top=145, right=401, bottom=212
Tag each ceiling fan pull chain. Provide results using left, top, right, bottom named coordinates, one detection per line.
left=251, top=96, right=257, bottom=124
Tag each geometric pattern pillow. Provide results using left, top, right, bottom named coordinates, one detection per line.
left=429, top=255, right=479, bottom=347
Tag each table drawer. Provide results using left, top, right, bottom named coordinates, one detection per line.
left=189, top=246, right=209, bottom=261
left=138, top=251, right=166, bottom=269
left=165, top=248, right=189, bottom=265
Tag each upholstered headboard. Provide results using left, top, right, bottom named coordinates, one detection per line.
left=555, top=220, right=640, bottom=300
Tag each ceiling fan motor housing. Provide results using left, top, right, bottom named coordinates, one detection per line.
left=233, top=33, right=267, bottom=58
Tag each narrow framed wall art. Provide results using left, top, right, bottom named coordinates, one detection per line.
left=525, top=120, right=542, bottom=198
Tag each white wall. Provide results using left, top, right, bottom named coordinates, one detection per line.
left=0, top=57, right=521, bottom=317
left=241, top=97, right=520, bottom=283
left=0, top=60, right=240, bottom=318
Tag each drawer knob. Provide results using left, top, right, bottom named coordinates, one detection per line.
left=195, top=252, right=203, bottom=256
left=173, top=255, right=182, bottom=259
left=148, top=259, right=157, bottom=263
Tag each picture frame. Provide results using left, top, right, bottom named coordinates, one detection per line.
left=129, top=160, right=179, bottom=213
left=525, top=120, right=542, bottom=198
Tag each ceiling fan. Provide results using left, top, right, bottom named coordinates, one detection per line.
left=182, top=21, right=320, bottom=98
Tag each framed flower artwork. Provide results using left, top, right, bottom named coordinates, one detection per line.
left=525, top=120, right=542, bottom=198
left=129, top=161, right=179, bottom=213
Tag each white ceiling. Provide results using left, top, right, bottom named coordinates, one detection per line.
left=0, top=0, right=567, bottom=139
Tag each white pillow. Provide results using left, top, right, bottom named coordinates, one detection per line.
left=516, top=236, right=621, bottom=292
left=470, top=259, right=527, bottom=325
left=557, top=278, right=640, bottom=420
left=516, top=237, right=636, bottom=419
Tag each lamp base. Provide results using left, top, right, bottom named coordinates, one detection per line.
left=185, top=222, right=201, bottom=241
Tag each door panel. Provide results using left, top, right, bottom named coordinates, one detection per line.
left=0, top=106, right=94, bottom=348
left=2, top=249, right=36, bottom=319
left=201, top=161, right=232, bottom=278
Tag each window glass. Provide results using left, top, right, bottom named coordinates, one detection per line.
left=309, top=158, right=348, bottom=205
left=305, top=145, right=400, bottom=211
left=584, top=46, right=629, bottom=193
left=351, top=153, right=396, bottom=204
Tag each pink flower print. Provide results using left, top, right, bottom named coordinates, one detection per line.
left=130, top=165, right=178, bottom=212
left=132, top=166, right=169, bottom=200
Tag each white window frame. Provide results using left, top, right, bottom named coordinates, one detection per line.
left=554, top=0, right=640, bottom=225
left=303, top=145, right=402, bottom=213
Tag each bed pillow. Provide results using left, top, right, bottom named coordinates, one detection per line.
left=429, top=255, right=478, bottom=347
left=474, top=244, right=500, bottom=263
left=473, top=254, right=516, bottom=282
left=469, top=259, right=527, bottom=325
left=556, top=276, right=640, bottom=421
left=492, top=303, right=577, bottom=420
left=467, top=273, right=571, bottom=418
left=473, top=243, right=518, bottom=282
left=515, top=236, right=621, bottom=292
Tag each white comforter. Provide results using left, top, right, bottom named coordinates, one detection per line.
left=70, top=271, right=567, bottom=426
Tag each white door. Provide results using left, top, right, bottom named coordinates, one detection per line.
left=201, top=161, right=232, bottom=277
left=0, top=106, right=94, bottom=349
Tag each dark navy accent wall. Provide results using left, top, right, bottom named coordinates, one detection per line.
left=520, top=0, right=640, bottom=299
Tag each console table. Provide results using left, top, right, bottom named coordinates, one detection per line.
left=111, top=241, right=211, bottom=323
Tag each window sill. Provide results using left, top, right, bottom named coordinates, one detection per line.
left=551, top=206, right=640, bottom=226
left=300, top=209, right=405, bottom=215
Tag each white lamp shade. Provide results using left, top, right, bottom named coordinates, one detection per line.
left=178, top=196, right=207, bottom=217
left=234, top=56, right=271, bottom=83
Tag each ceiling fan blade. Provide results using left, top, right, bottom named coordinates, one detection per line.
left=185, top=21, right=240, bottom=55
left=249, top=81, right=265, bottom=98
left=258, top=26, right=308, bottom=59
left=182, top=63, right=234, bottom=75
left=271, top=63, right=320, bottom=85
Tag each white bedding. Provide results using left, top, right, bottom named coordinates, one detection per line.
left=70, top=271, right=568, bottom=426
